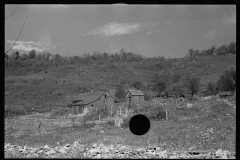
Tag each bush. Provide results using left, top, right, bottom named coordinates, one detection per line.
left=121, top=116, right=132, bottom=128
left=129, top=103, right=138, bottom=112
left=144, top=93, right=151, bottom=101
left=147, top=107, right=166, bottom=120
left=216, top=69, right=236, bottom=92
left=107, top=119, right=115, bottom=127
left=177, top=107, right=200, bottom=117
left=138, top=103, right=166, bottom=120
left=5, top=106, right=27, bottom=118
left=49, top=108, right=71, bottom=118
left=115, top=85, right=126, bottom=100
left=131, top=81, right=143, bottom=90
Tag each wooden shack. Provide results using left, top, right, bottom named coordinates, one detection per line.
left=126, top=90, right=144, bottom=104
left=71, top=90, right=115, bottom=115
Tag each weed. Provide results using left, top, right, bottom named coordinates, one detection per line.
left=49, top=108, right=71, bottom=119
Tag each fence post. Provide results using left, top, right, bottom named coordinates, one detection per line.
left=14, top=119, right=16, bottom=129
left=38, top=119, right=42, bottom=134
left=166, top=109, right=168, bottom=120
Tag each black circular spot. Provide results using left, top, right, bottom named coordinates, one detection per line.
left=129, top=114, right=150, bottom=136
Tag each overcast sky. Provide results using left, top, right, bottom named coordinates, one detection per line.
left=5, top=4, right=236, bottom=58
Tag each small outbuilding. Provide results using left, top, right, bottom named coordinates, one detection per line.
left=126, top=90, right=144, bottom=104
left=71, top=90, right=115, bottom=115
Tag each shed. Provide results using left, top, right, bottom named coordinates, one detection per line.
left=71, top=90, right=115, bottom=115
left=126, top=90, right=144, bottom=104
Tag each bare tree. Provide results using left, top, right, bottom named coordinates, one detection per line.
left=184, top=76, right=200, bottom=100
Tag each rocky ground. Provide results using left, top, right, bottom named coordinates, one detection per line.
left=5, top=140, right=235, bottom=159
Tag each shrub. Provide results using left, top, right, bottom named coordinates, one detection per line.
left=216, top=69, right=236, bottom=92
left=147, top=107, right=166, bottom=120
left=49, top=108, right=71, bottom=118
left=5, top=106, right=27, bottom=118
left=121, top=116, right=132, bottom=129
left=131, top=81, right=143, bottom=90
left=107, top=119, right=115, bottom=127
left=177, top=107, right=200, bottom=117
left=143, top=92, right=151, bottom=101
left=129, top=103, right=138, bottom=112
left=115, top=85, right=126, bottom=100
left=139, top=103, right=166, bottom=120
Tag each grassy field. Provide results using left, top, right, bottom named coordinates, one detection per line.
left=4, top=54, right=236, bottom=153
left=5, top=55, right=236, bottom=113
left=5, top=98, right=236, bottom=152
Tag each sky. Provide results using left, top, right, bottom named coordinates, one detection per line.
left=5, top=4, right=236, bottom=58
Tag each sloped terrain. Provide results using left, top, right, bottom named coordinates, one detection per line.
left=5, top=55, right=235, bottom=112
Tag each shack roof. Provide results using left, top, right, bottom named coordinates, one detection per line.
left=106, top=89, right=119, bottom=100
left=126, top=90, right=144, bottom=96
left=73, top=90, right=106, bottom=105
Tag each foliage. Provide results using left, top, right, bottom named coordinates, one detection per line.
left=151, top=70, right=183, bottom=95
left=121, top=116, right=132, bottom=128
left=129, top=103, right=138, bottom=112
left=206, top=82, right=217, bottom=95
left=186, top=41, right=236, bottom=57
left=170, top=82, right=185, bottom=97
left=20, top=53, right=29, bottom=60
left=14, top=51, right=20, bottom=60
left=49, top=108, right=71, bottom=118
left=141, top=103, right=166, bottom=120
left=28, top=49, right=36, bottom=59
left=5, top=106, right=28, bottom=118
left=154, top=80, right=166, bottom=94
left=115, top=85, right=126, bottom=100
left=172, top=73, right=182, bottom=83
left=131, top=81, right=143, bottom=90
left=216, top=69, right=236, bottom=92
left=143, top=92, right=151, bottom=101
left=184, top=76, right=200, bottom=98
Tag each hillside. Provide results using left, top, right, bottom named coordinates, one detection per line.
left=5, top=54, right=236, bottom=111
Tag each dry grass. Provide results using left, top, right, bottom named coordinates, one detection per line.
left=5, top=98, right=235, bottom=152
left=4, top=55, right=236, bottom=151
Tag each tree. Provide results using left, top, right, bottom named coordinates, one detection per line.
left=216, top=69, right=236, bottom=92
left=13, top=51, right=20, bottom=68
left=228, top=42, right=236, bottom=54
left=217, top=45, right=228, bottom=55
left=172, top=73, right=181, bottom=83
left=210, top=45, right=216, bottom=55
left=20, top=52, right=29, bottom=60
left=115, top=85, right=126, bottom=100
left=131, top=81, right=143, bottom=90
left=154, top=80, right=166, bottom=94
left=28, top=49, right=36, bottom=59
left=184, top=76, right=200, bottom=99
left=207, top=82, right=217, bottom=95
left=187, top=48, right=195, bottom=57
left=143, top=92, right=151, bottom=101
left=170, top=82, right=184, bottom=97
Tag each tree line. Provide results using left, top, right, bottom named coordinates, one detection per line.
left=127, top=68, right=236, bottom=101
left=187, top=42, right=236, bottom=57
